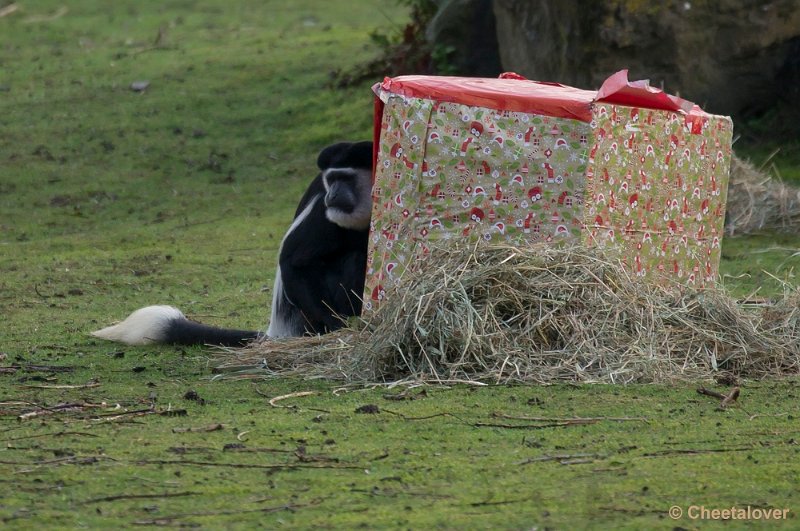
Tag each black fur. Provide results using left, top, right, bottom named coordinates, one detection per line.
left=160, top=318, right=259, bottom=346
left=269, top=141, right=373, bottom=336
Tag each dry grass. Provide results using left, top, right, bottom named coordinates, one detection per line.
left=216, top=243, right=800, bottom=385
left=726, top=154, right=800, bottom=235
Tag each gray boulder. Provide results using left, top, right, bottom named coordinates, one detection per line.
left=490, top=0, right=800, bottom=117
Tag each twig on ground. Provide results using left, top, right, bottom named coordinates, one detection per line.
left=8, top=455, right=112, bottom=474
left=2, top=431, right=99, bottom=443
left=81, top=491, right=200, bottom=504
left=0, top=4, right=19, bottom=18
left=721, top=387, right=741, bottom=408
left=697, top=387, right=727, bottom=400
left=748, top=412, right=789, bottom=421
left=516, top=453, right=601, bottom=465
left=381, top=409, right=464, bottom=422
left=383, top=388, right=428, bottom=401
left=137, top=459, right=363, bottom=470
left=2, top=364, right=75, bottom=373
left=34, top=284, right=53, bottom=299
left=17, top=382, right=101, bottom=390
left=268, top=391, right=317, bottom=408
left=131, top=501, right=318, bottom=526
left=91, top=407, right=156, bottom=422
left=491, top=413, right=649, bottom=424
left=642, top=446, right=752, bottom=458
left=222, top=446, right=295, bottom=454
left=697, top=386, right=742, bottom=409
left=172, top=423, right=226, bottom=433
left=469, top=497, right=530, bottom=507
left=18, top=402, right=107, bottom=421
left=474, top=421, right=577, bottom=430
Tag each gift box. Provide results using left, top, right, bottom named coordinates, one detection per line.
left=364, top=71, right=733, bottom=312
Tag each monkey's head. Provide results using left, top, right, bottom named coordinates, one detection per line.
left=319, top=141, right=373, bottom=231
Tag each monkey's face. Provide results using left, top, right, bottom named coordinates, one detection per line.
left=322, top=168, right=372, bottom=231
left=324, top=170, right=359, bottom=213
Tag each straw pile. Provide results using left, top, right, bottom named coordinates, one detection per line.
left=216, top=243, right=800, bottom=385
left=726, top=154, right=800, bottom=235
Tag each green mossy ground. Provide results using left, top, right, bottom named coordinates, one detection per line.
left=1, top=1, right=799, bottom=528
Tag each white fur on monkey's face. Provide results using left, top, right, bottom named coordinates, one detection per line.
left=322, top=167, right=372, bottom=231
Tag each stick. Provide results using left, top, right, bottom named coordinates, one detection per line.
left=132, top=502, right=316, bottom=525
left=222, top=447, right=294, bottom=454
left=642, top=446, right=751, bottom=458
left=474, top=421, right=573, bottom=430
left=381, top=409, right=468, bottom=423
left=90, top=407, right=155, bottom=420
left=697, top=386, right=741, bottom=408
left=697, top=387, right=726, bottom=400
left=18, top=383, right=101, bottom=390
left=268, top=391, right=317, bottom=407
left=172, top=423, right=226, bottom=433
left=0, top=4, right=18, bottom=18
left=81, top=491, right=200, bottom=504
left=137, top=459, right=363, bottom=470
left=516, top=453, right=600, bottom=465
left=18, top=402, right=100, bottom=421
left=4, top=455, right=109, bottom=468
left=3, top=364, right=74, bottom=373
left=469, top=498, right=529, bottom=507
left=721, top=387, right=740, bottom=408
left=491, top=413, right=648, bottom=424
left=2, top=431, right=99, bottom=443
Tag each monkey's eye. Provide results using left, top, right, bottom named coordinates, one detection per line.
left=328, top=171, right=355, bottom=184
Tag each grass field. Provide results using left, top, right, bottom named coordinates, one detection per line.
left=2, top=1, right=799, bottom=529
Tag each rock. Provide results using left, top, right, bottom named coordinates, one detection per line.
left=130, top=80, right=150, bottom=92
left=493, top=0, right=800, bottom=117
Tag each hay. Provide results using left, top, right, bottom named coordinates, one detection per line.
left=726, top=154, right=800, bottom=235
left=216, top=243, right=800, bottom=385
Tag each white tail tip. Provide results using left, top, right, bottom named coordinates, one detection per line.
left=92, top=305, right=185, bottom=345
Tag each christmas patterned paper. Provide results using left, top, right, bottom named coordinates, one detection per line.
left=584, top=103, right=733, bottom=286
left=365, top=91, right=732, bottom=312
left=365, top=95, right=591, bottom=310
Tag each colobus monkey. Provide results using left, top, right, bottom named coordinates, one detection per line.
left=91, top=141, right=373, bottom=346
left=267, top=140, right=373, bottom=337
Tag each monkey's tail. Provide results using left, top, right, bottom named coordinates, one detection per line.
left=91, top=305, right=260, bottom=347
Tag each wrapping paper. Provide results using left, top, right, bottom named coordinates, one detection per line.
left=364, top=72, right=733, bottom=311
